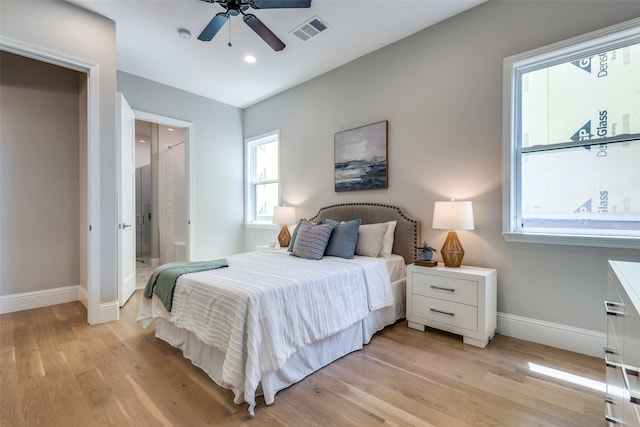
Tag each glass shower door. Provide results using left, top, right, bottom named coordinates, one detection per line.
left=136, top=164, right=152, bottom=262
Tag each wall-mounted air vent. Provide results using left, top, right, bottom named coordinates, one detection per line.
left=290, top=16, right=328, bottom=42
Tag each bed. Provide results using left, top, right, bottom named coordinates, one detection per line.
left=137, top=203, right=421, bottom=414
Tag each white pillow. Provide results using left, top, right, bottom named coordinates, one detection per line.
left=355, top=223, right=388, bottom=257
left=379, top=220, right=397, bottom=257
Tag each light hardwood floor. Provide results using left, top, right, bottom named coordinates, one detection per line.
left=1, top=291, right=606, bottom=426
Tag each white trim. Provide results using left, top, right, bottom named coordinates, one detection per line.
left=0, top=36, right=101, bottom=325
left=244, top=130, right=280, bottom=224
left=502, top=232, right=640, bottom=249
left=497, top=312, right=605, bottom=358
left=78, top=286, right=88, bottom=308
left=0, top=286, right=80, bottom=314
left=501, top=17, right=640, bottom=250
left=96, top=301, right=120, bottom=324
left=244, top=223, right=279, bottom=229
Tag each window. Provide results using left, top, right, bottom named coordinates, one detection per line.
left=503, top=19, right=640, bottom=249
left=245, top=131, right=279, bottom=225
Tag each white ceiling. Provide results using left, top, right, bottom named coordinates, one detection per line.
left=69, top=0, right=485, bottom=108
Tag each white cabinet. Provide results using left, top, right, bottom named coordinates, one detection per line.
left=605, top=260, right=640, bottom=426
left=406, top=264, right=497, bottom=348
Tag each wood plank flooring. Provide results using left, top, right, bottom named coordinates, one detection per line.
left=1, top=292, right=606, bottom=426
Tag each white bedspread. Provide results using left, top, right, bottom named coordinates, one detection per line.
left=137, top=251, right=394, bottom=414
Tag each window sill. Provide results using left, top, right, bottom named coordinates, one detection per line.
left=244, top=222, right=279, bottom=230
left=502, top=232, right=640, bottom=250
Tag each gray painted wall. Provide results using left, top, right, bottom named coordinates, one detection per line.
left=117, top=72, right=245, bottom=261
left=243, top=1, right=640, bottom=333
left=0, top=52, right=81, bottom=295
left=1, top=0, right=117, bottom=304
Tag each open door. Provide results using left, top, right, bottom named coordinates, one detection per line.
left=117, top=93, right=136, bottom=307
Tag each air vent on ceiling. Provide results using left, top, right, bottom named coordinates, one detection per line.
left=290, top=16, right=328, bottom=42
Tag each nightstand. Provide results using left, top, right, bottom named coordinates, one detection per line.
left=406, top=264, right=497, bottom=348
left=256, top=244, right=289, bottom=254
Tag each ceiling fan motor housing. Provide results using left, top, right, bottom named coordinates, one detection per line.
left=197, top=0, right=312, bottom=51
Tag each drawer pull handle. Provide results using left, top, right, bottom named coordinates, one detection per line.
left=604, top=347, right=619, bottom=355
left=430, top=308, right=454, bottom=317
left=604, top=300, right=624, bottom=316
left=430, top=285, right=455, bottom=292
left=604, top=353, right=621, bottom=369
left=604, top=395, right=622, bottom=424
left=621, top=365, right=640, bottom=405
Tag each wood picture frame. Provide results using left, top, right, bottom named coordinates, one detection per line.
left=334, top=120, right=388, bottom=192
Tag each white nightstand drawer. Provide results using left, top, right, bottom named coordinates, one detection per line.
left=406, top=264, right=496, bottom=348
left=411, top=272, right=478, bottom=306
left=411, top=295, right=478, bottom=332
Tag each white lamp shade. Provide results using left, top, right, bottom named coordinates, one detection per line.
left=273, top=206, right=296, bottom=225
left=432, top=201, right=474, bottom=231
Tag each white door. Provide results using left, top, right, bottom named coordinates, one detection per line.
left=117, top=93, right=136, bottom=307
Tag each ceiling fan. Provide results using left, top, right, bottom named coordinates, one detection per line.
left=197, top=0, right=312, bottom=51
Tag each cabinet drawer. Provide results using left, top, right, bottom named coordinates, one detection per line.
left=604, top=395, right=623, bottom=426
left=411, top=295, right=478, bottom=332
left=411, top=273, right=478, bottom=306
left=607, top=317, right=623, bottom=361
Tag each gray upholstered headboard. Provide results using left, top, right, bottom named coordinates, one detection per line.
left=309, top=203, right=421, bottom=265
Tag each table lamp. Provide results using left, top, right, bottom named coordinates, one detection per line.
left=273, top=206, right=296, bottom=248
left=432, top=200, right=474, bottom=268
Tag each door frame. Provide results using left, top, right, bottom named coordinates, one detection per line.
left=132, top=110, right=194, bottom=262
left=1, top=36, right=101, bottom=324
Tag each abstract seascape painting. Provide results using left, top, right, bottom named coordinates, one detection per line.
left=334, top=121, right=388, bottom=192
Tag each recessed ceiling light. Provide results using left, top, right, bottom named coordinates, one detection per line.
left=244, top=55, right=257, bottom=63
left=178, top=28, right=192, bottom=40
left=167, top=127, right=175, bottom=132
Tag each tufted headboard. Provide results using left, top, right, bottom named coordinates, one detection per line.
left=309, top=203, right=421, bottom=265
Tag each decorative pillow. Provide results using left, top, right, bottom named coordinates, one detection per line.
left=287, top=219, right=305, bottom=252
left=324, top=219, right=361, bottom=259
left=292, top=220, right=337, bottom=260
left=379, top=220, right=397, bottom=257
left=355, top=222, right=388, bottom=257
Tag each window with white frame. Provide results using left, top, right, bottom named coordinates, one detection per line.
left=502, top=19, right=640, bottom=248
left=245, top=131, right=279, bottom=224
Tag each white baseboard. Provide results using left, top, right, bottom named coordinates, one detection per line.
left=0, top=286, right=119, bottom=324
left=497, top=312, right=605, bottom=358
left=0, top=285, right=80, bottom=314
left=93, top=301, right=119, bottom=324
left=78, top=285, right=88, bottom=308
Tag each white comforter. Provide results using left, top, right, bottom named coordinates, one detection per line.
left=137, top=251, right=394, bottom=414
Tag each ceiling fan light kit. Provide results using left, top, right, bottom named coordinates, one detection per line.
left=198, top=0, right=312, bottom=51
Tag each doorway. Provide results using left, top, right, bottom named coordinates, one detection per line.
left=134, top=120, right=187, bottom=270
left=133, top=109, right=194, bottom=270
left=0, top=41, right=102, bottom=323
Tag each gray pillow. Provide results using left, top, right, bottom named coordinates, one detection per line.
left=292, top=220, right=336, bottom=260
left=324, top=219, right=361, bottom=259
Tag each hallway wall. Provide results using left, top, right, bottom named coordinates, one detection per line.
left=0, top=51, right=81, bottom=295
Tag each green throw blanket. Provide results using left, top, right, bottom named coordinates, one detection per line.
left=143, top=259, right=229, bottom=312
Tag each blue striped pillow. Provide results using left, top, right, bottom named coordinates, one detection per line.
left=291, top=220, right=336, bottom=260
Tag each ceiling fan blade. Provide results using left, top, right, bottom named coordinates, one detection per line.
left=243, top=13, right=285, bottom=51
left=250, top=0, right=311, bottom=9
left=198, top=13, right=229, bottom=41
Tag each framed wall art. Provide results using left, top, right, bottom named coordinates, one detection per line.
left=334, top=120, right=388, bottom=192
